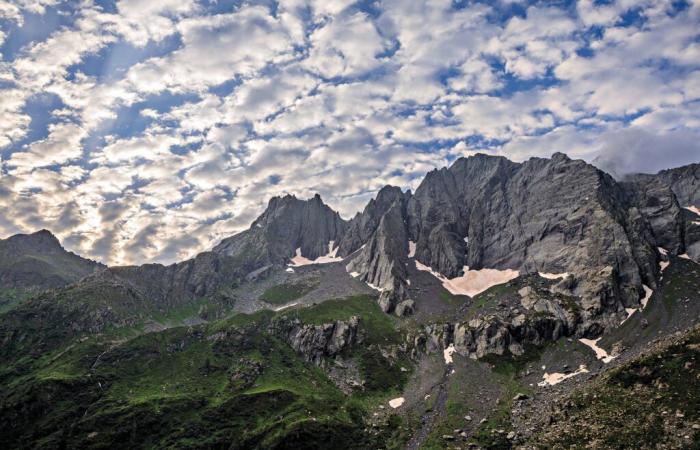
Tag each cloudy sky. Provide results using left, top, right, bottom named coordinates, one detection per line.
left=0, top=0, right=698, bottom=265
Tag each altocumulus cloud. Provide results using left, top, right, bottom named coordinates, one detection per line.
left=0, top=0, right=698, bottom=265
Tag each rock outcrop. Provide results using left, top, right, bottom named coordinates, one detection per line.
left=413, top=279, right=581, bottom=360
left=270, top=315, right=362, bottom=366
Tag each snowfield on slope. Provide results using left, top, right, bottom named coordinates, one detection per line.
left=538, top=364, right=589, bottom=387
left=288, top=241, right=343, bottom=266
left=415, top=261, right=519, bottom=297
left=580, top=337, right=615, bottom=363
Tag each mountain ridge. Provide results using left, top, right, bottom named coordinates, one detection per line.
left=1, top=152, right=699, bottom=450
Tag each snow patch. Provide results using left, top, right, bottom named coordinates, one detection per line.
left=366, top=281, right=384, bottom=292
left=579, top=338, right=615, bottom=363
left=538, top=364, right=589, bottom=387
left=538, top=272, right=569, bottom=280
left=621, top=308, right=637, bottom=325
left=679, top=254, right=692, bottom=260
left=285, top=267, right=295, bottom=273
left=416, top=261, right=519, bottom=297
left=641, top=284, right=653, bottom=309
left=408, top=241, right=416, bottom=258
left=660, top=260, right=670, bottom=273
left=389, top=397, right=405, bottom=408
left=443, top=343, right=456, bottom=364
left=622, top=284, right=654, bottom=324
left=658, top=247, right=668, bottom=256
left=685, top=205, right=700, bottom=216
left=288, top=241, right=342, bottom=266
left=273, top=302, right=299, bottom=312
left=346, top=267, right=385, bottom=292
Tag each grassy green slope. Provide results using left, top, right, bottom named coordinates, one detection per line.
left=0, top=295, right=411, bottom=450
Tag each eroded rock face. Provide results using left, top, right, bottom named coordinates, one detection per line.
left=626, top=163, right=700, bottom=262
left=685, top=220, right=700, bottom=261
left=416, top=308, right=571, bottom=360
left=270, top=316, right=362, bottom=366
left=410, top=154, right=519, bottom=278
left=338, top=186, right=408, bottom=256
left=411, top=278, right=591, bottom=360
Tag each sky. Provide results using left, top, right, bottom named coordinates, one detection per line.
left=0, top=0, right=698, bottom=266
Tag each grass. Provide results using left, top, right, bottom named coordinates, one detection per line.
left=438, top=289, right=463, bottom=305
left=150, top=297, right=217, bottom=325
left=0, top=293, right=411, bottom=449
left=0, top=287, right=21, bottom=314
left=260, top=279, right=318, bottom=305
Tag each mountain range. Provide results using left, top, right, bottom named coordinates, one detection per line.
left=1, top=153, right=699, bottom=449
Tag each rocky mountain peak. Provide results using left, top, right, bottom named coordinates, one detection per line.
left=0, top=229, right=104, bottom=292
left=550, top=151, right=571, bottom=163
left=214, top=193, right=348, bottom=268
left=5, top=229, right=63, bottom=253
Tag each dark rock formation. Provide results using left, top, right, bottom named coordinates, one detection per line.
left=337, top=186, right=408, bottom=257
left=354, top=152, right=669, bottom=329
left=626, top=163, right=700, bottom=261
left=409, top=154, right=519, bottom=278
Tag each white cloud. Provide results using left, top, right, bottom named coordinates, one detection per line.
left=591, top=127, right=700, bottom=177
left=7, top=122, right=86, bottom=170
left=303, top=12, right=390, bottom=78
left=126, top=6, right=294, bottom=93
left=115, top=0, right=199, bottom=46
